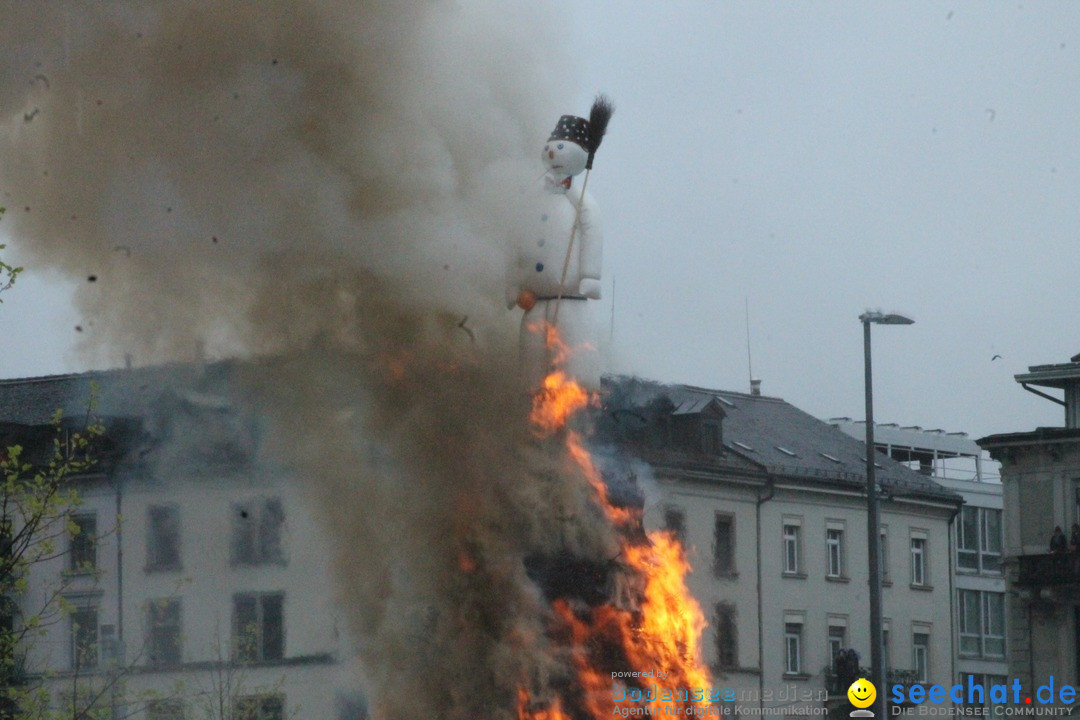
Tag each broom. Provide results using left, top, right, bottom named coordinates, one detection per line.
left=551, top=94, right=614, bottom=327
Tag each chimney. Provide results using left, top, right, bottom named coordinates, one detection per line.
left=750, top=378, right=761, bottom=396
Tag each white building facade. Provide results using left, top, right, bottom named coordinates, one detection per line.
left=0, top=366, right=361, bottom=720
left=599, top=378, right=962, bottom=717
left=832, top=420, right=1008, bottom=701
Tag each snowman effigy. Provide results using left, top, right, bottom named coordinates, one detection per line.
left=508, top=95, right=614, bottom=393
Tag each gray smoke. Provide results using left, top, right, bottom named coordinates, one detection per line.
left=0, top=3, right=621, bottom=718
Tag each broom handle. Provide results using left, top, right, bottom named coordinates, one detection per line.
left=551, top=168, right=592, bottom=327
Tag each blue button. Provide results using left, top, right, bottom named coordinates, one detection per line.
left=535, top=262, right=544, bottom=272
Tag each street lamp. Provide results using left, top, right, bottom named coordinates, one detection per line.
left=860, top=310, right=913, bottom=718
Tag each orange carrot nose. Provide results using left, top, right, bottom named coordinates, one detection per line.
left=548, top=150, right=555, bottom=159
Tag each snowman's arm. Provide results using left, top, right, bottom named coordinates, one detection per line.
left=577, top=192, right=602, bottom=299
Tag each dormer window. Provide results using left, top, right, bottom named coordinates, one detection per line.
left=670, top=397, right=726, bottom=456
left=702, top=418, right=721, bottom=455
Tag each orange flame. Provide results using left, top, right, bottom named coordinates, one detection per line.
left=517, top=688, right=571, bottom=720
left=521, top=328, right=714, bottom=720
left=622, top=532, right=711, bottom=697
left=566, top=429, right=637, bottom=529
left=529, top=371, right=593, bottom=436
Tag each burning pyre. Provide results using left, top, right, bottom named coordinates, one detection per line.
left=519, top=325, right=713, bottom=720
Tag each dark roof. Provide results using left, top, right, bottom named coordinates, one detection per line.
left=0, top=362, right=239, bottom=427
left=602, top=375, right=960, bottom=503
left=0, top=364, right=959, bottom=504
left=0, top=361, right=264, bottom=473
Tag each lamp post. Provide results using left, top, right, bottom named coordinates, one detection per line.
left=860, top=310, right=913, bottom=718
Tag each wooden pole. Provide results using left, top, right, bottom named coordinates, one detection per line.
left=551, top=168, right=592, bottom=328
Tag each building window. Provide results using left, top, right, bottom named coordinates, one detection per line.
left=713, top=514, right=734, bottom=576
left=702, top=418, right=722, bottom=455
left=69, top=513, right=97, bottom=573
left=70, top=606, right=98, bottom=670
left=980, top=509, right=1002, bottom=573
left=147, top=505, right=181, bottom=571
left=1074, top=482, right=1080, bottom=526
left=826, top=528, right=843, bottom=578
left=664, top=507, right=686, bottom=547
left=784, top=623, right=802, bottom=675
left=147, top=598, right=182, bottom=666
left=670, top=403, right=724, bottom=455
left=957, top=507, right=1002, bottom=574
left=828, top=625, right=847, bottom=673
left=959, top=674, right=1009, bottom=709
left=913, top=632, right=930, bottom=683
left=911, top=538, right=927, bottom=586
left=233, top=593, right=284, bottom=662
left=714, top=603, right=737, bottom=669
left=232, top=498, right=285, bottom=565
left=147, top=700, right=185, bottom=720
left=959, top=591, right=979, bottom=655
left=782, top=524, right=800, bottom=574
left=958, top=507, right=977, bottom=569
left=982, top=593, right=1005, bottom=657
left=958, top=590, right=1005, bottom=658
left=233, top=695, right=284, bottom=720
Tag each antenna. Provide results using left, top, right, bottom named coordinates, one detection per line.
left=609, top=277, right=616, bottom=349
left=606, top=277, right=616, bottom=372
left=745, top=297, right=753, bottom=382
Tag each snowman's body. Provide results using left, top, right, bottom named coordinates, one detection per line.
left=509, top=130, right=603, bottom=392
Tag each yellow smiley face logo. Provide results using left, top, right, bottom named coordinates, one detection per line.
left=847, top=678, right=876, bottom=709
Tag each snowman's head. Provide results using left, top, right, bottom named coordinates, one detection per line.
left=542, top=139, right=588, bottom=178
left=543, top=114, right=591, bottom=179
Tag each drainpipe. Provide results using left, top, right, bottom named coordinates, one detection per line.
left=1028, top=603, right=1034, bottom=689
left=109, top=452, right=124, bottom=720
left=946, top=502, right=959, bottom=697
left=756, top=476, right=775, bottom=711
left=115, top=469, right=123, bottom=658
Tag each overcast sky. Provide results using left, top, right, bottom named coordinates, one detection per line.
left=3, top=2, right=1078, bottom=442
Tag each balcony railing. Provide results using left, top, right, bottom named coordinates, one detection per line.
left=825, top=667, right=920, bottom=696
left=1017, top=552, right=1080, bottom=586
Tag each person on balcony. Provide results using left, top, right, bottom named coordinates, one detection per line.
left=1050, top=526, right=1068, bottom=554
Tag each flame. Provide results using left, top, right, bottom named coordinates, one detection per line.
left=529, top=371, right=593, bottom=436
left=528, top=323, right=599, bottom=436
left=517, top=688, right=571, bottom=720
left=520, top=328, right=714, bottom=720
left=566, top=429, right=637, bottom=530
left=622, top=533, right=711, bottom=695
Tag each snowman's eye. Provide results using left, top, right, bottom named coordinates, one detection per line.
left=557, top=143, right=564, bottom=150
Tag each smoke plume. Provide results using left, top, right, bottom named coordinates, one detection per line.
left=0, top=3, right=619, bottom=718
